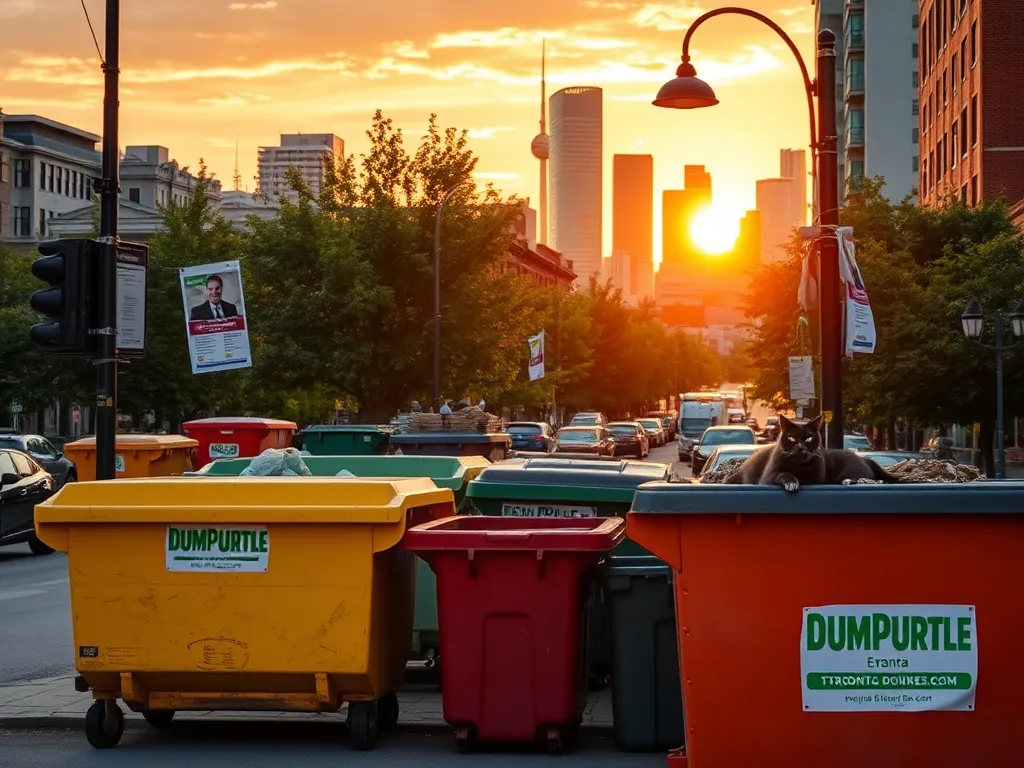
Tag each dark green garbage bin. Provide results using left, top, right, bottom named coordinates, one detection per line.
left=299, top=425, right=392, bottom=456
left=389, top=431, right=511, bottom=463
left=186, top=453, right=489, bottom=671
left=466, top=457, right=672, bottom=687
left=604, top=556, right=685, bottom=751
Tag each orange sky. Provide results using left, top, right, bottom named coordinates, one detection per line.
left=1, top=0, right=816, bottom=264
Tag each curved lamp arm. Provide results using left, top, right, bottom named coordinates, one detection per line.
left=680, top=7, right=818, bottom=181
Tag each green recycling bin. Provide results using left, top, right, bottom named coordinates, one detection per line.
left=187, top=453, right=489, bottom=670
left=603, top=556, right=685, bottom=751
left=466, top=457, right=672, bottom=687
left=299, top=425, right=392, bottom=456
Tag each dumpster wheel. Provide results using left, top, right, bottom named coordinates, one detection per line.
left=142, top=709, right=175, bottom=728
left=545, top=727, right=565, bottom=755
left=378, top=692, right=400, bottom=730
left=454, top=725, right=476, bottom=754
left=85, top=700, right=124, bottom=749
left=347, top=700, right=379, bottom=750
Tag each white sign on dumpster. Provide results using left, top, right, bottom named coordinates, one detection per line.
left=165, top=525, right=269, bottom=572
left=209, top=443, right=240, bottom=459
left=800, top=604, right=977, bottom=712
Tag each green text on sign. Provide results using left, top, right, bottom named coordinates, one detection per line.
left=165, top=525, right=269, bottom=573
left=806, top=612, right=972, bottom=652
left=168, top=527, right=267, bottom=554
left=805, top=673, right=973, bottom=690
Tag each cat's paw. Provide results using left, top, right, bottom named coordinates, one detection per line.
left=775, top=473, right=800, bottom=493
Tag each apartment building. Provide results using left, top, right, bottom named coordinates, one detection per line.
left=257, top=133, right=344, bottom=202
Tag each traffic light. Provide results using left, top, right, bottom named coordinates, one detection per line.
left=29, top=238, right=97, bottom=355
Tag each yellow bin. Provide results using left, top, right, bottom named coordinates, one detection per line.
left=35, top=476, right=456, bottom=751
left=63, top=434, right=199, bottom=481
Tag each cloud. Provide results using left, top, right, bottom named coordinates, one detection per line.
left=0, top=0, right=34, bottom=19
left=431, top=27, right=558, bottom=49
left=383, top=40, right=429, bottom=59
left=628, top=3, right=706, bottom=31
left=777, top=7, right=809, bottom=17
left=197, top=91, right=273, bottom=106
left=466, top=126, right=516, bottom=140
left=228, top=1, right=276, bottom=9
left=194, top=31, right=267, bottom=43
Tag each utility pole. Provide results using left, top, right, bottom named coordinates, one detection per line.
left=94, top=0, right=121, bottom=480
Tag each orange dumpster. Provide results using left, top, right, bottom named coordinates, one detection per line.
left=627, top=483, right=1020, bottom=768
left=63, top=434, right=198, bottom=481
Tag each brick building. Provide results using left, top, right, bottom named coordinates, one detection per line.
left=919, top=0, right=1024, bottom=212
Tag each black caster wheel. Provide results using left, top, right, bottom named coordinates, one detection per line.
left=142, top=709, right=175, bottom=728
left=378, top=692, right=399, bottom=731
left=85, top=700, right=124, bottom=749
left=546, top=728, right=564, bottom=755
left=454, top=726, right=475, bottom=754
left=347, top=700, right=379, bottom=751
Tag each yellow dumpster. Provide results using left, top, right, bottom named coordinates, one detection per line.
left=35, top=476, right=456, bottom=750
left=62, top=434, right=199, bottom=481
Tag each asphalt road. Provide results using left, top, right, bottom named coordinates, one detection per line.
left=0, top=543, right=73, bottom=684
left=0, top=728, right=665, bottom=767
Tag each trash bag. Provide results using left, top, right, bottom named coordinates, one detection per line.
left=335, top=469, right=356, bottom=477
left=239, top=447, right=312, bottom=477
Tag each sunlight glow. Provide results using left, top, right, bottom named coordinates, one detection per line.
left=689, top=205, right=740, bottom=255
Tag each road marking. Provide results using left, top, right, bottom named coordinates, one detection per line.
left=0, top=589, right=46, bottom=602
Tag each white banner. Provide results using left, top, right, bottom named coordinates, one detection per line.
left=836, top=227, right=877, bottom=356
left=801, top=604, right=977, bottom=713
left=180, top=261, right=252, bottom=375
left=527, top=330, right=545, bottom=381
left=788, top=355, right=815, bottom=402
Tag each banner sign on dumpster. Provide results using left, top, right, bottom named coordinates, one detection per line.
left=165, top=525, right=269, bottom=572
left=179, top=260, right=252, bottom=375
left=800, top=604, right=977, bottom=712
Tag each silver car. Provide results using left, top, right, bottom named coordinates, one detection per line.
left=0, top=434, right=77, bottom=487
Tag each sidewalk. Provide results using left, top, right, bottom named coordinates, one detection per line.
left=0, top=674, right=614, bottom=732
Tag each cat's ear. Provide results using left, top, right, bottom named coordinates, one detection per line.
left=808, top=414, right=824, bottom=432
left=778, top=414, right=792, bottom=429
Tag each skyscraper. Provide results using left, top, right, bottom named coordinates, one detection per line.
left=549, top=86, right=603, bottom=288
left=612, top=154, right=654, bottom=301
left=779, top=148, right=808, bottom=225
left=755, top=177, right=801, bottom=262
left=257, top=133, right=344, bottom=202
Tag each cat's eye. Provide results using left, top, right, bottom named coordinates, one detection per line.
left=787, top=436, right=796, bottom=442
left=805, top=436, right=814, bottom=443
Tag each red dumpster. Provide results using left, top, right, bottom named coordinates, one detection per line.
left=402, top=515, right=625, bottom=754
left=182, top=417, right=297, bottom=469
left=628, top=482, right=1023, bottom=768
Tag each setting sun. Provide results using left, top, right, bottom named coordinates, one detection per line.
left=690, top=205, right=741, bottom=255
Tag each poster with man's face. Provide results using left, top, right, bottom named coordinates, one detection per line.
left=179, top=261, right=252, bottom=375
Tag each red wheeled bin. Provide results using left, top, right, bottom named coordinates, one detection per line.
left=402, top=515, right=624, bottom=754
left=181, top=417, right=298, bottom=469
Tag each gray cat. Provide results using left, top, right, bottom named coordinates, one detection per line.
left=724, top=414, right=902, bottom=492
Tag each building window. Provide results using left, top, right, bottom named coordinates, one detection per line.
left=937, top=138, right=944, bottom=178
left=961, top=184, right=968, bottom=204
left=128, top=187, right=141, bottom=204
left=913, top=155, right=919, bottom=173
left=79, top=173, right=85, bottom=198
left=960, top=107, right=968, bottom=156
left=913, top=127, right=920, bottom=144
left=970, top=95, right=978, bottom=146
left=913, top=70, right=920, bottom=89
left=923, top=158, right=928, bottom=190
left=849, top=160, right=864, bottom=182
left=970, top=21, right=977, bottom=65
left=38, top=208, right=46, bottom=237
left=39, top=161, right=47, bottom=190
left=924, top=102, right=929, bottom=130
left=48, top=164, right=54, bottom=192
left=912, top=13, right=919, bottom=29
left=64, top=169, right=70, bottom=197
left=950, top=0, right=957, bottom=29
left=913, top=42, right=919, bottom=59
left=960, top=38, right=966, bottom=80
left=13, top=159, right=31, bottom=187
left=942, top=69, right=947, bottom=105
left=71, top=171, right=78, bottom=198
left=929, top=151, right=935, bottom=187
left=85, top=177, right=92, bottom=198
left=951, top=124, right=958, bottom=168
left=0, top=153, right=7, bottom=184
left=951, top=54, right=957, bottom=91
left=13, top=206, right=30, bottom=237
left=913, top=98, right=919, bottom=116
left=971, top=174, right=978, bottom=205
left=55, top=166, right=62, bottom=196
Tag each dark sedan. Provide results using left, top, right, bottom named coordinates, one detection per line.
left=554, top=426, right=616, bottom=457
left=692, top=426, right=758, bottom=475
left=606, top=421, right=649, bottom=458
left=505, top=422, right=555, bottom=453
left=0, top=449, right=57, bottom=554
left=0, top=433, right=77, bottom=488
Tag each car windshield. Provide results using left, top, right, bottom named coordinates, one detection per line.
left=708, top=448, right=756, bottom=471
left=507, top=425, right=541, bottom=435
left=572, top=416, right=599, bottom=425
left=639, top=420, right=661, bottom=430
left=681, top=418, right=711, bottom=432
left=700, top=429, right=755, bottom=447
left=560, top=430, right=598, bottom=442
left=609, top=425, right=638, bottom=435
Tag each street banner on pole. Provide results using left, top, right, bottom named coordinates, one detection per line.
left=179, top=260, right=252, bottom=375
left=836, top=227, right=877, bottom=356
left=528, top=330, right=546, bottom=381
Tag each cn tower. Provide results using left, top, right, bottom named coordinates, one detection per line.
left=530, top=39, right=549, bottom=245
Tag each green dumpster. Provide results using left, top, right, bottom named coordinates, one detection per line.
left=186, top=453, right=489, bottom=670
left=466, top=457, right=672, bottom=687
left=299, top=425, right=392, bottom=455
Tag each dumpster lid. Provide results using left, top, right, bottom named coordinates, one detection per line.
left=467, top=458, right=671, bottom=503
left=403, top=514, right=625, bottom=552
left=300, top=424, right=393, bottom=434
left=35, top=476, right=455, bottom=525
left=182, top=417, right=297, bottom=432
left=390, top=432, right=510, bottom=444
left=63, top=434, right=199, bottom=451
left=629, top=481, right=1024, bottom=515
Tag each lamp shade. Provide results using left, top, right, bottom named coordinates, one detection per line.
left=653, top=61, right=719, bottom=109
left=961, top=300, right=983, bottom=340
left=1010, top=298, right=1024, bottom=338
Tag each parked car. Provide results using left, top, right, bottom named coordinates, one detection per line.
left=844, top=434, right=874, bottom=452
left=0, top=449, right=57, bottom=554
left=505, top=422, right=556, bottom=453
left=637, top=418, right=666, bottom=447
left=698, top=444, right=762, bottom=478
left=569, top=412, right=607, bottom=427
left=858, top=450, right=928, bottom=467
left=607, top=421, right=649, bottom=458
left=691, top=425, right=758, bottom=475
left=646, top=413, right=677, bottom=441
left=554, top=426, right=616, bottom=457
left=0, top=433, right=77, bottom=488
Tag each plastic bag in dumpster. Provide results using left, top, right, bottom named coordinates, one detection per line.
left=336, top=469, right=356, bottom=477
left=700, top=456, right=986, bottom=484
left=238, top=447, right=313, bottom=476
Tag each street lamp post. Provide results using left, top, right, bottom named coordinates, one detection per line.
left=960, top=298, right=1024, bottom=479
left=651, top=8, right=844, bottom=448
left=432, top=180, right=473, bottom=413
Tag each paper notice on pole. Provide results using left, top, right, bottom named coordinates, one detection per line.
left=801, top=604, right=977, bottom=713
left=788, top=356, right=815, bottom=402
left=116, top=242, right=148, bottom=355
left=836, top=227, right=877, bottom=356
left=179, top=261, right=252, bottom=375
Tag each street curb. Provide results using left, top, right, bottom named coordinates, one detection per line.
left=0, top=715, right=614, bottom=736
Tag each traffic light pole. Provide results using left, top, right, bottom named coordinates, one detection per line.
left=94, top=0, right=120, bottom=480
